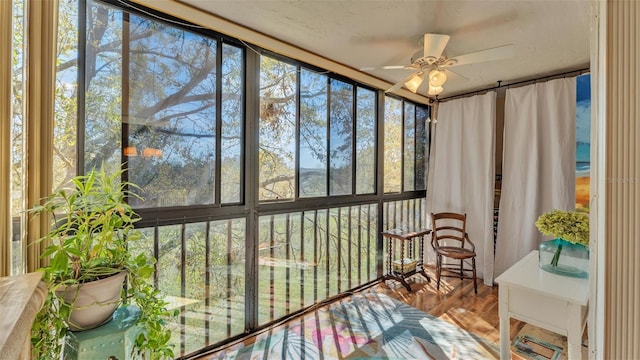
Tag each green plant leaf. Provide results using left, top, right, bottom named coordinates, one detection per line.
left=50, top=252, right=69, bottom=271
left=41, top=245, right=58, bottom=258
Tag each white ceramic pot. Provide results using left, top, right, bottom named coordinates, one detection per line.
left=56, top=271, right=126, bottom=331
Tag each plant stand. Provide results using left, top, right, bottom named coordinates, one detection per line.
left=63, top=305, right=142, bottom=360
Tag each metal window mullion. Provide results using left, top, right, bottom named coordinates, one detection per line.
left=347, top=206, right=352, bottom=289
left=77, top=0, right=87, bottom=175
left=285, top=213, right=291, bottom=314
left=269, top=215, right=275, bottom=322
left=375, top=92, right=385, bottom=278
left=313, top=210, right=318, bottom=303
left=366, top=204, right=371, bottom=281
left=373, top=91, right=379, bottom=195
left=365, top=205, right=371, bottom=282
left=204, top=220, right=211, bottom=344
left=324, top=210, right=329, bottom=298
left=299, top=212, right=304, bottom=309
left=351, top=86, right=357, bottom=194
left=357, top=205, right=362, bottom=284
left=412, top=198, right=417, bottom=228
left=153, top=223, right=159, bottom=288
left=226, top=219, right=232, bottom=337
left=400, top=101, right=406, bottom=193
left=326, top=78, right=331, bottom=196
left=336, top=208, right=341, bottom=293
left=403, top=200, right=407, bottom=227
left=414, top=107, right=419, bottom=190
left=215, top=40, right=223, bottom=204
left=180, top=222, right=186, bottom=356
left=420, top=197, right=425, bottom=228
left=243, top=45, right=259, bottom=332
left=295, top=65, right=301, bottom=199
left=121, top=11, right=130, bottom=183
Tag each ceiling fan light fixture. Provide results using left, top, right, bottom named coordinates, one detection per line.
left=428, top=69, right=447, bottom=87
left=404, top=73, right=424, bottom=93
left=427, top=85, right=444, bottom=96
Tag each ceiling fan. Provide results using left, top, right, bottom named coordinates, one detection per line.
left=361, top=33, right=514, bottom=97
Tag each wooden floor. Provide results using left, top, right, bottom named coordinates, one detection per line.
left=192, top=266, right=528, bottom=359
left=376, top=266, right=526, bottom=346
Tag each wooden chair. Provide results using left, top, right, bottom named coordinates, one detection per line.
left=430, top=212, right=478, bottom=294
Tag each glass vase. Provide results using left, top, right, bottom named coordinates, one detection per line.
left=538, top=238, right=589, bottom=278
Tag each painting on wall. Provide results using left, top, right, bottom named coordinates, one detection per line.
left=576, top=74, right=590, bottom=210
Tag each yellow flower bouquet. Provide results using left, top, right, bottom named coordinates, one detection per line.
left=535, top=210, right=589, bottom=276
left=535, top=209, right=589, bottom=246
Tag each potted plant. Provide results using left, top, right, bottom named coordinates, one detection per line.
left=29, top=166, right=175, bottom=359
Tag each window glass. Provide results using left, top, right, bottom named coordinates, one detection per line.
left=126, top=13, right=218, bottom=208
left=259, top=56, right=296, bottom=201
left=81, top=1, right=244, bottom=208
left=84, top=1, right=122, bottom=174
left=54, top=0, right=79, bottom=187
left=403, top=103, right=415, bottom=191
left=299, top=69, right=328, bottom=197
left=329, top=79, right=353, bottom=196
left=10, top=0, right=26, bottom=275
left=355, top=87, right=376, bottom=194
left=384, top=97, right=402, bottom=193
left=415, top=106, right=428, bottom=191
left=221, top=44, right=244, bottom=204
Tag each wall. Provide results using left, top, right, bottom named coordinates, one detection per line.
left=603, top=0, right=640, bottom=358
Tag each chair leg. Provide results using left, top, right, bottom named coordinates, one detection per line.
left=436, top=255, right=442, bottom=290
left=459, top=259, right=463, bottom=280
left=472, top=257, right=477, bottom=294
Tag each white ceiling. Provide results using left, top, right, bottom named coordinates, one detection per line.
left=179, top=0, right=591, bottom=99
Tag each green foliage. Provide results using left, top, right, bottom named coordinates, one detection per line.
left=535, top=209, right=590, bottom=246
left=29, top=167, right=175, bottom=359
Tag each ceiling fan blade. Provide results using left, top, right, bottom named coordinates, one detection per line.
left=385, top=79, right=407, bottom=94
left=443, top=68, right=469, bottom=82
left=445, top=44, right=515, bottom=67
left=360, top=65, right=417, bottom=71
left=423, top=34, right=450, bottom=60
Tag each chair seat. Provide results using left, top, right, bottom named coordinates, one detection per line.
left=435, top=246, right=476, bottom=259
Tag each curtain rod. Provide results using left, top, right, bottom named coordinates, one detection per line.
left=437, top=67, right=590, bottom=102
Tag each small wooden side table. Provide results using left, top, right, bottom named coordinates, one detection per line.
left=381, top=228, right=431, bottom=291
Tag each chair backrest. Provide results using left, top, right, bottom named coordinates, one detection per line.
left=431, top=212, right=467, bottom=249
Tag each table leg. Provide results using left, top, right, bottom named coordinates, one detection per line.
left=498, top=285, right=511, bottom=359
left=386, top=236, right=394, bottom=281
left=566, top=303, right=585, bottom=360
left=381, top=273, right=412, bottom=292
left=418, top=236, right=431, bottom=283
left=382, top=236, right=412, bottom=292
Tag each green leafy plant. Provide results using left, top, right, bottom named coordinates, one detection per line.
left=29, top=167, right=176, bottom=359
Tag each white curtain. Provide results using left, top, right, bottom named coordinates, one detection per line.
left=494, top=78, right=576, bottom=277
left=426, top=92, right=497, bottom=285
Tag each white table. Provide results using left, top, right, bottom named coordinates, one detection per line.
left=0, top=272, right=46, bottom=360
left=495, top=250, right=589, bottom=360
